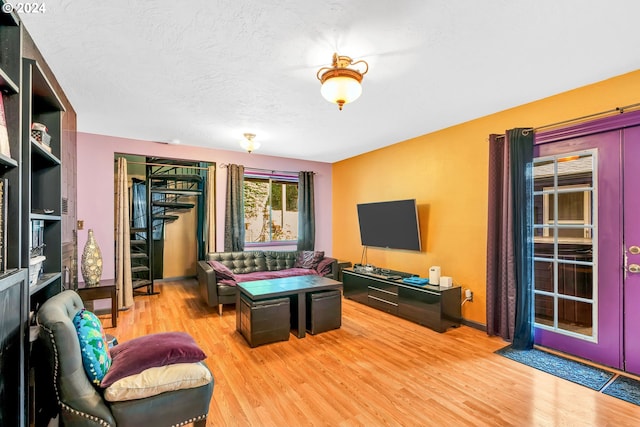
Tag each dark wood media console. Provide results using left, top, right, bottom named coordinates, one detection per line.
left=342, top=269, right=461, bottom=332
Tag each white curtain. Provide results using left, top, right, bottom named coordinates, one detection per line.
left=115, top=157, right=133, bottom=309
left=205, top=164, right=216, bottom=253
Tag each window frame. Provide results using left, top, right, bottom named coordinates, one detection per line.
left=243, top=170, right=299, bottom=247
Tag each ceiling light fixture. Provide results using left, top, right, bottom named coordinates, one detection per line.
left=316, top=53, right=369, bottom=111
left=240, top=133, right=260, bottom=153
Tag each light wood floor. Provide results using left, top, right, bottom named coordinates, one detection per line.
left=103, top=279, right=640, bottom=427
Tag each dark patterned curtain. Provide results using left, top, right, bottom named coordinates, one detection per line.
left=509, top=129, right=534, bottom=349
left=486, top=128, right=534, bottom=350
left=297, top=171, right=315, bottom=251
left=224, top=164, right=245, bottom=251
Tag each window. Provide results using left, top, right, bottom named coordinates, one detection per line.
left=244, top=172, right=298, bottom=244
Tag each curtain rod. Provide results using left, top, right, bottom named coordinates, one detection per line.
left=220, top=164, right=305, bottom=175
left=117, top=159, right=211, bottom=171
left=495, top=101, right=640, bottom=137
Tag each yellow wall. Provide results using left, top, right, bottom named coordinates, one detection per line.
left=164, top=202, right=198, bottom=278
left=332, top=69, right=640, bottom=325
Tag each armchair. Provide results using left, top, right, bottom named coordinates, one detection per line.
left=36, top=290, right=214, bottom=426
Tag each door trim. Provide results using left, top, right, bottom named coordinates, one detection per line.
left=536, top=109, right=640, bottom=145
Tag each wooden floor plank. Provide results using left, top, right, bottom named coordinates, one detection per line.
left=101, top=279, right=640, bottom=427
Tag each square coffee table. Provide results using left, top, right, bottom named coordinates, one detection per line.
left=236, top=275, right=342, bottom=339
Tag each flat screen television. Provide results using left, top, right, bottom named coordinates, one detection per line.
left=357, top=199, right=422, bottom=251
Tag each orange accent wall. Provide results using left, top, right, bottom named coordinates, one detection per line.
left=332, top=69, right=640, bottom=326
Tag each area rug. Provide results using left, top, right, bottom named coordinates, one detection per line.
left=602, top=375, right=640, bottom=406
left=495, top=345, right=615, bottom=391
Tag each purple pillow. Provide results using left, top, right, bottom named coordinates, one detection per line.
left=316, top=257, right=335, bottom=276
left=207, top=260, right=236, bottom=281
left=100, top=332, right=206, bottom=388
left=294, top=251, right=324, bottom=269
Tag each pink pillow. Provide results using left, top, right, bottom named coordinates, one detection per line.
left=207, top=260, right=236, bottom=281
left=100, top=332, right=206, bottom=388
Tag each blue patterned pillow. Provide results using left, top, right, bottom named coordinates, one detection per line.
left=73, top=308, right=112, bottom=385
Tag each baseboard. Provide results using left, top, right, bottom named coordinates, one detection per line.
left=461, top=318, right=486, bottom=332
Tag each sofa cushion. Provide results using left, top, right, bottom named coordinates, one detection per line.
left=207, top=260, right=236, bottom=281
left=209, top=251, right=267, bottom=274
left=265, top=251, right=298, bottom=271
left=295, top=251, right=325, bottom=269
left=103, top=362, right=212, bottom=402
left=101, top=332, right=206, bottom=387
left=218, top=281, right=238, bottom=294
left=72, top=308, right=112, bottom=385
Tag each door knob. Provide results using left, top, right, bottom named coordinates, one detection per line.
left=629, top=264, right=640, bottom=273
left=630, top=246, right=640, bottom=255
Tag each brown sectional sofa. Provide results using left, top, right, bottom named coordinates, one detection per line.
left=196, top=250, right=338, bottom=315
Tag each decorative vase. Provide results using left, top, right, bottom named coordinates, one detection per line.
left=81, top=229, right=103, bottom=286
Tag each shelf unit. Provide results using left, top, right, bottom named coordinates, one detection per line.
left=21, top=58, right=65, bottom=305
left=0, top=6, right=29, bottom=426
left=0, top=5, right=76, bottom=425
left=0, top=7, right=22, bottom=272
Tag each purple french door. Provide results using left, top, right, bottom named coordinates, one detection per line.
left=623, top=125, right=640, bottom=375
left=533, top=111, right=640, bottom=374
left=534, top=130, right=623, bottom=369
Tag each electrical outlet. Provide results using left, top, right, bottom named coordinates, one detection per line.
left=465, top=289, right=473, bottom=302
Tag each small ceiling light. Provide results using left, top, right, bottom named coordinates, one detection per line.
left=240, top=133, right=260, bottom=153
left=317, top=53, right=369, bottom=110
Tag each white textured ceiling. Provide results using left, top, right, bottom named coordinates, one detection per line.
left=18, top=0, right=640, bottom=162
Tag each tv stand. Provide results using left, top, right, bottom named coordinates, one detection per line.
left=342, top=268, right=461, bottom=332
left=353, top=264, right=414, bottom=280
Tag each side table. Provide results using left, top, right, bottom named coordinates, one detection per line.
left=76, top=279, right=117, bottom=327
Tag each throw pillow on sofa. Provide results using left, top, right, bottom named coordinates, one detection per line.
left=208, top=260, right=236, bottom=281
left=294, top=251, right=324, bottom=269
left=72, top=308, right=112, bottom=385
left=316, top=257, right=335, bottom=276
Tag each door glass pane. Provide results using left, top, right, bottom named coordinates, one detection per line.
left=557, top=154, right=593, bottom=187
left=533, top=193, right=545, bottom=227
left=557, top=262, right=593, bottom=299
left=534, top=227, right=555, bottom=249
left=535, top=294, right=554, bottom=326
left=533, top=158, right=555, bottom=182
left=557, top=244, right=593, bottom=262
left=557, top=298, right=593, bottom=336
left=533, top=151, right=596, bottom=340
left=534, top=260, right=553, bottom=292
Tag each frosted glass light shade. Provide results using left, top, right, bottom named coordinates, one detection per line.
left=320, top=76, right=363, bottom=110
left=240, top=134, right=260, bottom=153
left=240, top=139, right=260, bottom=153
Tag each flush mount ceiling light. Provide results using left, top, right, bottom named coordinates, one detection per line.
left=317, top=53, right=369, bottom=111
left=240, top=133, right=260, bottom=153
